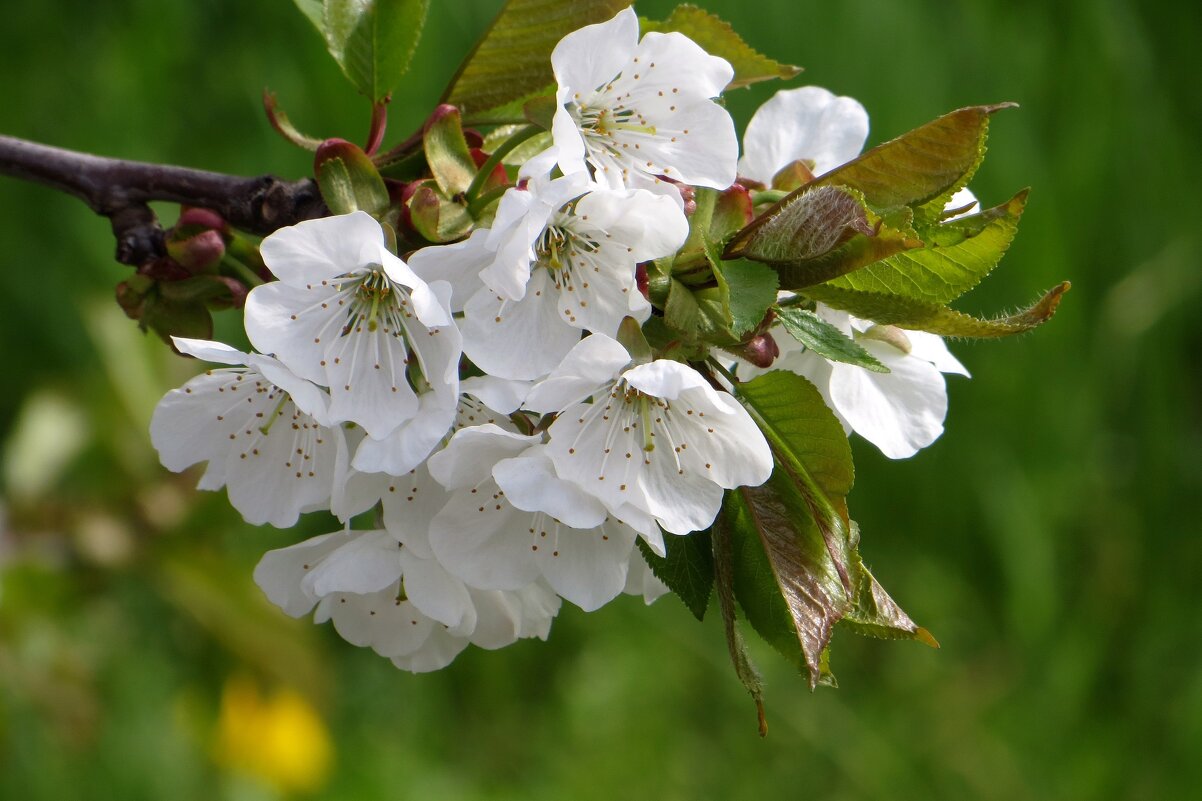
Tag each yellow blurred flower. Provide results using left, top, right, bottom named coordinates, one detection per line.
left=213, top=674, right=333, bottom=795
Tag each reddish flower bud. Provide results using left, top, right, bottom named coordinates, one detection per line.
left=741, top=332, right=780, bottom=369
left=463, top=128, right=485, bottom=149
left=636, top=262, right=650, bottom=300
left=166, top=229, right=226, bottom=272
left=176, top=207, right=227, bottom=232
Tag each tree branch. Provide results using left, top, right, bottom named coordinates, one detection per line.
left=0, top=134, right=327, bottom=266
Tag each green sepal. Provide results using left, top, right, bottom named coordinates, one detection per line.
left=442, top=0, right=629, bottom=116
left=616, top=316, right=653, bottom=365
left=423, top=105, right=477, bottom=197
left=725, top=371, right=858, bottom=687
left=323, top=0, right=430, bottom=101
left=406, top=182, right=474, bottom=243
left=829, top=188, right=1030, bottom=305
left=774, top=307, right=888, bottom=372
left=139, top=292, right=214, bottom=344
left=804, top=281, right=1071, bottom=338
left=641, top=5, right=802, bottom=90
left=314, top=139, right=390, bottom=217
left=636, top=530, right=714, bottom=622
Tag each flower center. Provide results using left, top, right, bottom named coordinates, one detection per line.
left=340, top=267, right=408, bottom=336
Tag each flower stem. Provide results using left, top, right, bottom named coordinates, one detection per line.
left=467, top=185, right=511, bottom=218
left=464, top=125, right=541, bottom=204
left=222, top=253, right=264, bottom=287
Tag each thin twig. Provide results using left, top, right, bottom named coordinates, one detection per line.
left=0, top=134, right=327, bottom=266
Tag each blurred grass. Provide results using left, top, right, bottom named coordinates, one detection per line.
left=0, top=1, right=1199, bottom=798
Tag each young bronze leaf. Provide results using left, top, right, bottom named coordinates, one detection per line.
left=442, top=0, right=629, bottom=116
left=641, top=5, right=802, bottom=89
left=725, top=371, right=858, bottom=686
left=805, top=281, right=1071, bottom=338
left=325, top=0, right=430, bottom=102
left=725, top=185, right=920, bottom=290
left=829, top=189, right=1029, bottom=305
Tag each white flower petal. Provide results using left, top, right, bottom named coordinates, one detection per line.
left=537, top=516, right=636, bottom=612
left=259, top=210, right=386, bottom=286
left=461, top=272, right=582, bottom=381
left=739, top=86, right=869, bottom=184
left=493, top=447, right=608, bottom=529
left=829, top=341, right=948, bottom=459
left=428, top=481, right=542, bottom=591
left=399, top=549, right=477, bottom=631
left=302, top=530, right=403, bottom=598
left=427, top=424, right=540, bottom=490
left=253, top=531, right=351, bottom=617
left=523, top=334, right=631, bottom=413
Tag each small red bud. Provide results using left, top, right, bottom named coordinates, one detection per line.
left=678, top=185, right=697, bottom=216
left=167, top=229, right=226, bottom=272
left=463, top=128, right=485, bottom=149
left=176, top=207, right=226, bottom=232
left=741, top=333, right=780, bottom=369
left=636, top=263, right=650, bottom=300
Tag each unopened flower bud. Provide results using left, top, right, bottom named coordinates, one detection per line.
left=166, top=229, right=226, bottom=272
left=678, top=184, right=697, bottom=216
left=176, top=207, right=226, bottom=232
left=636, top=262, right=650, bottom=300
left=860, top=324, right=912, bottom=354
left=741, top=332, right=780, bottom=368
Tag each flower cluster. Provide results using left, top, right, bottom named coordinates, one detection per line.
left=150, top=7, right=967, bottom=672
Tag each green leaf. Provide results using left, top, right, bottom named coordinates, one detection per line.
left=844, top=551, right=939, bottom=647
left=637, top=530, right=713, bottom=621
left=442, top=0, right=629, bottom=116
left=641, top=5, right=801, bottom=90
left=805, top=103, right=1015, bottom=213
left=725, top=371, right=857, bottom=686
left=805, top=281, right=1071, bottom=338
left=725, top=185, right=921, bottom=290
left=324, top=0, right=430, bottom=101
left=713, top=260, right=778, bottom=337
left=292, top=0, right=325, bottom=31
left=774, top=307, right=888, bottom=372
left=829, top=189, right=1029, bottom=305
left=423, top=105, right=477, bottom=196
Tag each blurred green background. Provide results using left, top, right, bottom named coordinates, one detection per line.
left=1, top=1, right=1198, bottom=798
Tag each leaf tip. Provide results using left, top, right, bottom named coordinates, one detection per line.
left=756, top=700, right=768, bottom=737
left=983, top=101, right=1021, bottom=115
left=915, top=627, right=940, bottom=649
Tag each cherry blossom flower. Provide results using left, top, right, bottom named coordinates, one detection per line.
left=149, top=338, right=343, bottom=527
left=244, top=211, right=461, bottom=442
left=426, top=424, right=642, bottom=612
left=736, top=86, right=972, bottom=458
left=741, top=305, right=970, bottom=459
left=526, top=335, right=772, bottom=536
left=545, top=6, right=738, bottom=194
left=254, top=527, right=560, bottom=673
left=409, top=174, right=687, bottom=381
